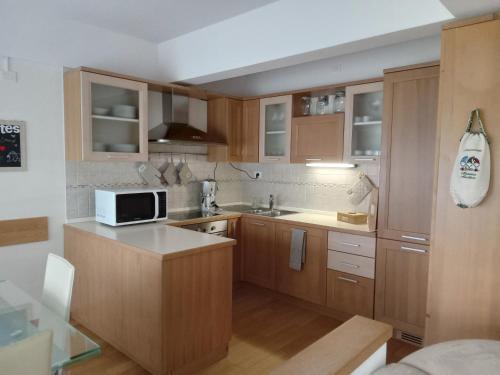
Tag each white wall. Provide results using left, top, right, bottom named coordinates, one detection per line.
left=201, top=35, right=441, bottom=96
left=0, top=2, right=160, bottom=81
left=0, top=58, right=66, bottom=299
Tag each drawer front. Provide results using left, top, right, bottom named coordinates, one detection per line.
left=328, top=231, right=376, bottom=258
left=327, top=269, right=374, bottom=318
left=327, top=250, right=375, bottom=279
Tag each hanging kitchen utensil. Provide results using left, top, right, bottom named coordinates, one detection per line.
left=346, top=172, right=374, bottom=205
left=177, top=154, right=193, bottom=186
left=162, top=153, right=177, bottom=186
left=138, top=163, right=162, bottom=186
left=450, top=108, right=490, bottom=208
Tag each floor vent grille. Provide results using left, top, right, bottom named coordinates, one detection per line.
left=396, top=330, right=423, bottom=346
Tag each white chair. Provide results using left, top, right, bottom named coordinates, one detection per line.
left=0, top=330, right=52, bottom=375
left=41, top=253, right=75, bottom=322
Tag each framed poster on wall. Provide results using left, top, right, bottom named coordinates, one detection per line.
left=0, top=120, right=26, bottom=171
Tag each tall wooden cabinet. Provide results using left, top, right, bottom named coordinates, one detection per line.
left=241, top=218, right=276, bottom=289
left=375, top=63, right=439, bottom=341
left=426, top=15, right=500, bottom=345
left=275, top=224, right=327, bottom=305
left=378, top=65, right=439, bottom=245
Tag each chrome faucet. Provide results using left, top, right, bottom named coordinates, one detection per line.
left=269, top=194, right=274, bottom=211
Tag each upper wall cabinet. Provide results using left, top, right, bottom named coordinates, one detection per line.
left=207, top=98, right=243, bottom=162
left=291, top=114, right=344, bottom=163
left=259, top=95, right=292, bottom=163
left=64, top=70, right=149, bottom=161
left=344, top=82, right=383, bottom=163
left=207, top=98, right=260, bottom=163
left=64, top=70, right=148, bottom=161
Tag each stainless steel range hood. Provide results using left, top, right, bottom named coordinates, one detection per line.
left=148, top=91, right=226, bottom=146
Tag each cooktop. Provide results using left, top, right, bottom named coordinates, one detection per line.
left=168, top=210, right=220, bottom=221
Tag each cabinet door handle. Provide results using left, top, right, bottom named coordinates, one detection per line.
left=353, top=158, right=376, bottom=161
left=306, top=158, right=322, bottom=161
left=337, top=276, right=358, bottom=284
left=267, top=157, right=280, bottom=161
left=401, top=235, right=427, bottom=242
left=401, top=246, right=427, bottom=254
left=107, top=154, right=131, bottom=159
left=340, top=261, right=360, bottom=269
left=339, top=241, right=361, bottom=247
left=251, top=222, right=265, bottom=226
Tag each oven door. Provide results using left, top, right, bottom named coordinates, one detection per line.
left=115, top=192, right=158, bottom=224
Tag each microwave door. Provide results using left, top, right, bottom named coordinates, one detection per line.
left=115, top=192, right=157, bottom=224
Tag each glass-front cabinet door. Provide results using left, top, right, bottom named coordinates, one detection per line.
left=259, top=95, right=292, bottom=163
left=344, top=82, right=383, bottom=163
left=81, top=72, right=148, bottom=161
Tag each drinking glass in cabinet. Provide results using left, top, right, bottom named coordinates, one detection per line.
left=301, top=96, right=311, bottom=116
left=334, top=91, right=345, bottom=112
left=90, top=83, right=140, bottom=153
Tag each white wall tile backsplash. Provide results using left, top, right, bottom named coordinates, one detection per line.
left=66, top=155, right=379, bottom=219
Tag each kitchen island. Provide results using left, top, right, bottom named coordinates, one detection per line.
left=64, top=222, right=235, bottom=375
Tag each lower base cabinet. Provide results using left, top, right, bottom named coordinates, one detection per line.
left=326, top=269, right=374, bottom=319
left=228, top=218, right=241, bottom=283
left=275, top=224, right=327, bottom=305
left=374, top=238, right=429, bottom=337
left=241, top=218, right=276, bottom=289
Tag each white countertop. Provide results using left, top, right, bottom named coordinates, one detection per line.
left=271, top=212, right=373, bottom=233
left=66, top=221, right=235, bottom=257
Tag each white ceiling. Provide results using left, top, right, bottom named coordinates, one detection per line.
left=2, top=0, right=500, bottom=87
left=39, top=0, right=280, bottom=43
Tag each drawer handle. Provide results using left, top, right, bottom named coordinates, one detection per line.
left=251, top=222, right=265, bottom=226
left=401, top=235, right=427, bottom=242
left=401, top=246, right=427, bottom=254
left=340, top=261, right=360, bottom=269
left=337, top=276, right=358, bottom=284
left=339, top=241, right=361, bottom=247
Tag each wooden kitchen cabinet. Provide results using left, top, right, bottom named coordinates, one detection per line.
left=327, top=270, right=374, bottom=319
left=64, top=69, right=149, bottom=161
left=375, top=238, right=429, bottom=338
left=241, top=99, right=260, bottom=162
left=378, top=64, right=439, bottom=245
left=275, top=224, right=327, bottom=305
left=344, top=82, right=384, bottom=163
left=241, top=218, right=276, bottom=289
left=228, top=217, right=242, bottom=283
left=291, top=114, right=344, bottom=164
left=259, top=95, right=292, bottom=163
left=207, top=97, right=243, bottom=162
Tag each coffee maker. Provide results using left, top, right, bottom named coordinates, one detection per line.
left=200, top=179, right=219, bottom=212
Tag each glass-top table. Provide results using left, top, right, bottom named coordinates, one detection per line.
left=0, top=280, right=100, bottom=371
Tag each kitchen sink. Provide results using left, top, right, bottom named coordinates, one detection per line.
left=244, top=208, right=298, bottom=217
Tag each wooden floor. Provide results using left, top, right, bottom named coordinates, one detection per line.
left=64, top=283, right=417, bottom=374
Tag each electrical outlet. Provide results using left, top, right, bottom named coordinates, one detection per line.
left=255, top=171, right=262, bottom=179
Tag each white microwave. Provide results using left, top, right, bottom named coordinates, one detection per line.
left=95, top=188, right=168, bottom=226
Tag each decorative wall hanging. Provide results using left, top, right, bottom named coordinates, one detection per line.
left=346, top=172, right=374, bottom=205
left=450, top=109, right=490, bottom=208
left=0, top=120, right=26, bottom=171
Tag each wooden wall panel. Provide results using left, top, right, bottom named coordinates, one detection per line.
left=426, top=17, right=500, bottom=344
left=0, top=217, right=48, bottom=247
